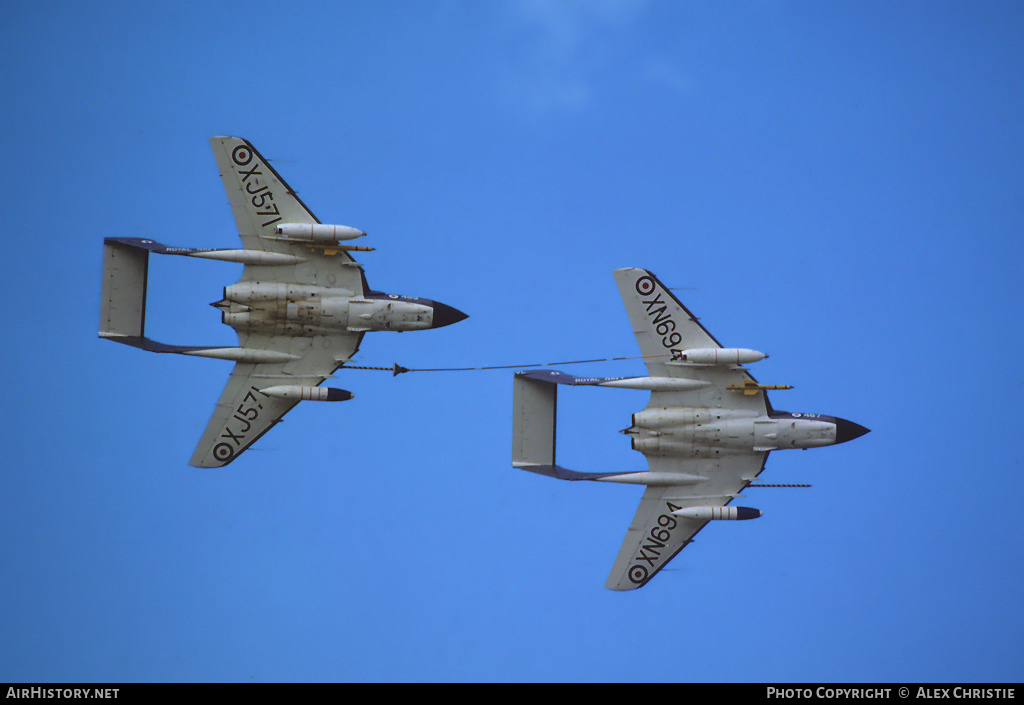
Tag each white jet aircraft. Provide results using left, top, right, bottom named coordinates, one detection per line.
left=100, top=137, right=467, bottom=467
left=512, top=267, right=868, bottom=590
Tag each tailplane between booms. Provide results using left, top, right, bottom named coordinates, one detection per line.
left=99, top=238, right=150, bottom=341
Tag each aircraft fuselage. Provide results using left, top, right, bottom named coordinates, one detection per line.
left=626, top=407, right=869, bottom=455
left=215, top=283, right=466, bottom=335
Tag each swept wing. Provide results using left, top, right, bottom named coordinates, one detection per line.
left=189, top=331, right=362, bottom=467
left=603, top=453, right=768, bottom=589
left=208, top=135, right=366, bottom=291
left=611, top=267, right=768, bottom=415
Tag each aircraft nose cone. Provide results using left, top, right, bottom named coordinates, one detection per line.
left=431, top=301, right=469, bottom=328
left=834, top=418, right=870, bottom=444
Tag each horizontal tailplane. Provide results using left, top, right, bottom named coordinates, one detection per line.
left=99, top=238, right=149, bottom=340
left=512, top=373, right=557, bottom=468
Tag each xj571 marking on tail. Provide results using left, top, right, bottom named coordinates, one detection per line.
left=512, top=268, right=869, bottom=590
left=99, top=137, right=467, bottom=467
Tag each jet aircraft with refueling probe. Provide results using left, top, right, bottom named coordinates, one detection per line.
left=512, top=267, right=869, bottom=590
left=99, top=136, right=467, bottom=467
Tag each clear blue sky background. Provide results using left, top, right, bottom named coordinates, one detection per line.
left=2, top=1, right=1022, bottom=683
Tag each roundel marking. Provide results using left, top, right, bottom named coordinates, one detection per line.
left=213, top=443, right=235, bottom=463
left=231, top=145, right=253, bottom=166
left=628, top=565, right=649, bottom=584
left=635, top=275, right=655, bottom=296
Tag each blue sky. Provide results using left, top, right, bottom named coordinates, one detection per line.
left=2, top=0, right=1022, bottom=683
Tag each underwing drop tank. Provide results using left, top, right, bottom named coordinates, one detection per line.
left=676, top=348, right=766, bottom=365
left=672, top=506, right=762, bottom=520
left=274, top=223, right=366, bottom=243
left=259, top=386, right=354, bottom=401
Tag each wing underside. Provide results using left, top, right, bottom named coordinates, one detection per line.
left=208, top=136, right=366, bottom=294
left=605, top=453, right=768, bottom=590
left=190, top=363, right=302, bottom=467
left=190, top=331, right=363, bottom=467
left=612, top=267, right=768, bottom=415
left=606, top=484, right=708, bottom=590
